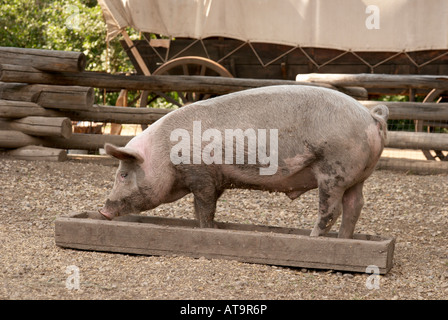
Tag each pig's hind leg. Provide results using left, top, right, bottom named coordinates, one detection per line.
left=338, top=181, right=364, bottom=239
left=310, top=182, right=345, bottom=237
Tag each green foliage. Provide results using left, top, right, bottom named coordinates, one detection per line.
left=0, top=0, right=180, bottom=108
left=0, top=0, right=133, bottom=73
left=0, top=0, right=142, bottom=105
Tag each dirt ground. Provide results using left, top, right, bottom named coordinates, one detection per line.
left=0, top=155, right=447, bottom=300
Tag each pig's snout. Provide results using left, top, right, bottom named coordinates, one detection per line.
left=99, top=199, right=126, bottom=220
left=99, top=210, right=112, bottom=220
left=98, top=208, right=114, bottom=220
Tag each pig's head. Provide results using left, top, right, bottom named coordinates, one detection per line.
left=99, top=143, right=155, bottom=220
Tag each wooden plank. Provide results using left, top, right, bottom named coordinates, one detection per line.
left=0, top=130, right=131, bottom=150
left=0, top=47, right=86, bottom=72
left=55, top=211, right=395, bottom=274
left=7, top=145, right=67, bottom=161
left=121, top=30, right=151, bottom=76
left=43, top=133, right=132, bottom=150
left=37, top=86, right=94, bottom=110
left=361, top=101, right=448, bottom=121
left=0, top=99, right=61, bottom=118
left=296, top=73, right=448, bottom=90
left=2, top=99, right=448, bottom=126
left=0, top=83, right=94, bottom=109
left=67, top=154, right=118, bottom=166
left=0, top=64, right=322, bottom=93
left=387, top=132, right=448, bottom=151
left=0, top=64, right=364, bottom=98
left=76, top=105, right=170, bottom=125
left=377, top=157, right=448, bottom=174
left=0, top=130, right=40, bottom=148
left=0, top=100, right=170, bottom=124
left=0, top=116, right=72, bottom=139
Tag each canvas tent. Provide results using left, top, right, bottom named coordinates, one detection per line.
left=98, top=0, right=448, bottom=52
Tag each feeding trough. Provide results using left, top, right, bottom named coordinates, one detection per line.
left=55, top=211, right=395, bottom=274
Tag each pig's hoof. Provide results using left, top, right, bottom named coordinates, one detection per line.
left=310, top=227, right=324, bottom=237
left=337, top=232, right=354, bottom=239
left=198, top=221, right=216, bottom=228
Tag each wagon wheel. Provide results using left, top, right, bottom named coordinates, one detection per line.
left=415, top=89, right=448, bottom=161
left=143, top=56, right=233, bottom=108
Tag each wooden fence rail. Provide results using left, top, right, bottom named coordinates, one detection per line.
left=0, top=47, right=447, bottom=173
left=0, top=47, right=86, bottom=73
left=296, top=73, right=448, bottom=90
left=0, top=64, right=367, bottom=99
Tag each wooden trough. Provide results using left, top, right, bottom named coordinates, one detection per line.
left=55, top=211, right=395, bottom=274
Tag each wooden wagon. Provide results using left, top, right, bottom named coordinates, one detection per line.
left=98, top=0, right=448, bottom=161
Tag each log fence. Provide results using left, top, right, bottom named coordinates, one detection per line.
left=0, top=47, right=447, bottom=173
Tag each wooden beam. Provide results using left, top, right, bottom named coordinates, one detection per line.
left=7, top=145, right=67, bottom=162
left=0, top=100, right=57, bottom=118
left=377, top=157, right=448, bottom=174
left=0, top=83, right=94, bottom=109
left=386, top=131, right=448, bottom=150
left=0, top=130, right=41, bottom=148
left=361, top=101, right=448, bottom=121
left=296, top=73, right=448, bottom=90
left=67, top=104, right=171, bottom=124
left=55, top=212, right=395, bottom=274
left=0, top=100, right=170, bottom=124
left=42, top=133, right=133, bottom=150
left=1, top=98, right=447, bottom=127
left=0, top=47, right=86, bottom=72
left=0, top=116, right=72, bottom=139
left=0, top=64, right=364, bottom=98
left=121, top=30, right=151, bottom=76
left=110, top=89, right=128, bottom=135
left=0, top=131, right=132, bottom=150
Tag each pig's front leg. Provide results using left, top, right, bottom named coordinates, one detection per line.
left=310, top=183, right=344, bottom=237
left=338, top=181, right=365, bottom=239
left=191, top=185, right=223, bottom=228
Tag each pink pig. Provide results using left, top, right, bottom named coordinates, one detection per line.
left=100, top=85, right=388, bottom=238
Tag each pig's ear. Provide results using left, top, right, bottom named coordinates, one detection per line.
left=104, top=143, right=144, bottom=163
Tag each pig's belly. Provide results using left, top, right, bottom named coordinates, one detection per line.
left=222, top=165, right=318, bottom=195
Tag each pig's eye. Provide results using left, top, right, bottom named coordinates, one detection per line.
left=120, top=173, right=128, bottom=179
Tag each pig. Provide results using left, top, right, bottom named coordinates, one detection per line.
left=99, top=85, right=388, bottom=238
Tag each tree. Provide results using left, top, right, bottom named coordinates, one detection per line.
left=0, top=0, right=133, bottom=73
left=0, top=0, right=140, bottom=105
left=0, top=0, right=181, bottom=108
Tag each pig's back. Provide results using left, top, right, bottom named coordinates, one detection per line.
left=156, top=85, right=373, bottom=140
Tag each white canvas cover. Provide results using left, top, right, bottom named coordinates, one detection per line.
left=98, top=0, right=448, bottom=52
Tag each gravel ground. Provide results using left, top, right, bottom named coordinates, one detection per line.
left=0, top=155, right=447, bottom=300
